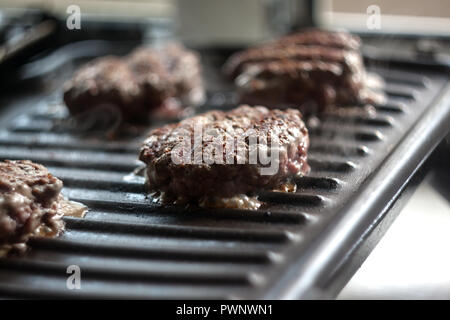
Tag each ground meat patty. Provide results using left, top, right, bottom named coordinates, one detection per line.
left=272, top=29, right=361, bottom=51
left=63, top=44, right=204, bottom=123
left=126, top=48, right=174, bottom=111
left=225, top=29, right=384, bottom=114
left=0, top=160, right=65, bottom=257
left=139, top=105, right=309, bottom=203
left=63, top=57, right=147, bottom=122
left=162, top=44, right=206, bottom=106
left=237, top=60, right=373, bottom=114
left=224, top=44, right=364, bottom=80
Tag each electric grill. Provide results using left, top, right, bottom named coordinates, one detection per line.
left=0, top=12, right=449, bottom=300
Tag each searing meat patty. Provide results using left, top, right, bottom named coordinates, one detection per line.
left=0, top=160, right=66, bottom=257
left=63, top=57, right=148, bottom=121
left=139, top=105, right=309, bottom=207
left=224, top=29, right=384, bottom=114
left=224, top=44, right=364, bottom=80
left=272, top=28, right=361, bottom=51
left=63, top=44, right=205, bottom=123
left=126, top=48, right=174, bottom=113
left=236, top=59, right=377, bottom=114
left=160, top=44, right=206, bottom=106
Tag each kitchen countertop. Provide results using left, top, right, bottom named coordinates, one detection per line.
left=338, top=166, right=450, bottom=299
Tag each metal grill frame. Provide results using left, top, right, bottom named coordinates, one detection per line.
left=0, top=43, right=449, bottom=299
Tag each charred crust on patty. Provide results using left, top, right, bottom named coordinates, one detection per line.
left=139, top=105, right=309, bottom=204
left=0, top=160, right=66, bottom=257
left=63, top=44, right=205, bottom=124
left=224, top=29, right=384, bottom=114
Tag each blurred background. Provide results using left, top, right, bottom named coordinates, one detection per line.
left=1, top=0, right=449, bottom=85
left=0, top=0, right=448, bottom=299
left=1, top=0, right=450, bottom=41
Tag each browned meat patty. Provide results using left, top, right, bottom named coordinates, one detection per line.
left=225, top=29, right=384, bottom=114
left=0, top=160, right=65, bottom=257
left=224, top=44, right=363, bottom=80
left=63, top=56, right=148, bottom=121
left=63, top=44, right=205, bottom=123
left=126, top=48, right=175, bottom=112
left=162, top=44, right=206, bottom=106
left=139, top=105, right=309, bottom=204
left=272, top=29, right=361, bottom=51
left=237, top=60, right=374, bottom=114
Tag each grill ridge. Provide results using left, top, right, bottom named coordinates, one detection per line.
left=63, top=216, right=295, bottom=243
left=28, top=237, right=277, bottom=264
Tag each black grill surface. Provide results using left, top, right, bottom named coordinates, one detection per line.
left=0, top=47, right=449, bottom=299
